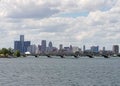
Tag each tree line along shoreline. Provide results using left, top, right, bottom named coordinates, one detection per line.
left=0, top=48, right=120, bottom=58
left=0, top=48, right=20, bottom=58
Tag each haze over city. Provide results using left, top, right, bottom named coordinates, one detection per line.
left=0, top=0, right=120, bottom=49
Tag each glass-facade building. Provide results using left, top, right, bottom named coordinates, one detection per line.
left=14, top=35, right=31, bottom=54
left=91, top=46, right=99, bottom=53
left=113, top=45, right=119, bottom=54
left=41, top=40, right=46, bottom=53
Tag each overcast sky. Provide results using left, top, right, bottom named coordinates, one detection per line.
left=0, top=0, right=120, bottom=50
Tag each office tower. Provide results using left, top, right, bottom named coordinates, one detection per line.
left=20, top=35, right=24, bottom=53
left=37, top=45, right=41, bottom=54
left=70, top=45, right=73, bottom=52
left=48, top=41, right=53, bottom=52
left=91, top=46, right=99, bottom=53
left=64, top=47, right=70, bottom=51
left=83, top=45, right=85, bottom=52
left=72, top=47, right=80, bottom=53
left=48, top=41, right=53, bottom=48
left=14, top=35, right=31, bottom=54
left=113, top=45, right=119, bottom=54
left=59, top=44, right=63, bottom=50
left=27, top=44, right=37, bottom=54
left=103, top=47, right=105, bottom=51
left=20, top=35, right=24, bottom=42
left=14, top=41, right=21, bottom=52
left=24, top=41, right=31, bottom=53
left=41, top=40, right=46, bottom=53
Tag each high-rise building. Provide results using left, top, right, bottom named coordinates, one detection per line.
left=14, top=35, right=31, bottom=54
left=27, top=44, right=38, bottom=54
left=48, top=41, right=53, bottom=48
left=41, top=40, right=46, bottom=53
left=103, top=47, right=105, bottom=51
left=48, top=41, right=53, bottom=52
left=64, top=47, right=70, bottom=51
left=38, top=45, right=42, bottom=54
left=24, top=41, right=31, bottom=53
left=14, top=41, right=21, bottom=52
left=91, top=46, right=99, bottom=53
left=59, top=44, right=63, bottom=50
left=83, top=45, right=85, bottom=52
left=70, top=45, right=73, bottom=52
left=113, top=45, right=119, bottom=54
left=20, top=35, right=24, bottom=53
left=72, top=47, right=80, bottom=53
left=20, top=35, right=24, bottom=42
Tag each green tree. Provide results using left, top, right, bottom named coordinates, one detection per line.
left=8, top=48, right=14, bottom=55
left=1, top=48, right=8, bottom=56
left=14, top=50, right=21, bottom=57
left=0, top=49, right=2, bottom=54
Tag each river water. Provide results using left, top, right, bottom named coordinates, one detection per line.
left=0, top=56, right=120, bottom=86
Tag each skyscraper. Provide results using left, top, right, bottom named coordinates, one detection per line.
left=48, top=41, right=53, bottom=52
left=91, top=46, right=99, bottom=53
left=14, top=35, right=31, bottom=54
left=48, top=41, right=53, bottom=48
left=83, top=45, right=85, bottom=52
left=59, top=44, right=63, bottom=50
left=20, top=35, right=24, bottom=42
left=113, top=45, right=119, bottom=54
left=103, top=47, right=105, bottom=51
left=20, top=35, right=24, bottom=53
left=24, top=41, right=31, bottom=53
left=14, top=41, right=21, bottom=52
left=27, top=44, right=38, bottom=54
left=41, top=40, right=46, bottom=53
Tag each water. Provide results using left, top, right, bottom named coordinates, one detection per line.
left=0, top=56, right=120, bottom=86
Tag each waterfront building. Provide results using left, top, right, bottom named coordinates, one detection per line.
left=113, top=45, right=119, bottom=54
left=91, top=46, right=99, bottom=53
left=59, top=44, right=63, bottom=50
left=27, top=44, right=38, bottom=54
left=64, top=47, right=70, bottom=51
left=83, top=45, right=85, bottom=52
left=37, top=45, right=41, bottom=54
left=48, top=41, right=53, bottom=48
left=24, top=41, right=31, bottom=53
left=72, top=47, right=80, bottom=53
left=70, top=45, right=73, bottom=52
left=14, top=35, right=31, bottom=54
left=20, top=35, right=24, bottom=53
left=41, top=40, right=46, bottom=53
left=52, top=47, right=58, bottom=53
left=20, top=35, right=24, bottom=42
left=14, top=41, right=21, bottom=52
left=103, top=47, right=105, bottom=51
left=48, top=41, right=53, bottom=52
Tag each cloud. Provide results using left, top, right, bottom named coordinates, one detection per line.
left=0, top=0, right=60, bottom=18
left=0, top=0, right=117, bottom=18
left=0, top=0, right=120, bottom=49
left=9, top=4, right=59, bottom=18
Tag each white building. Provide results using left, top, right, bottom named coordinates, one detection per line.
left=72, top=47, right=81, bottom=53
left=27, top=44, right=38, bottom=54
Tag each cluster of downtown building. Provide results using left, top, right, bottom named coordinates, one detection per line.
left=14, top=35, right=119, bottom=55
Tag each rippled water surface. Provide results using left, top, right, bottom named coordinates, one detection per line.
left=0, top=56, right=120, bottom=86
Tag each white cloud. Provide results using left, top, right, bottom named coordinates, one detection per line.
left=0, top=0, right=120, bottom=49
left=0, top=0, right=117, bottom=18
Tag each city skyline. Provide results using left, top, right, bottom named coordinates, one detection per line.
left=0, top=0, right=120, bottom=49
left=14, top=35, right=119, bottom=54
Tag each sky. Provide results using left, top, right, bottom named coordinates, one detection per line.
left=0, top=0, right=120, bottom=50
